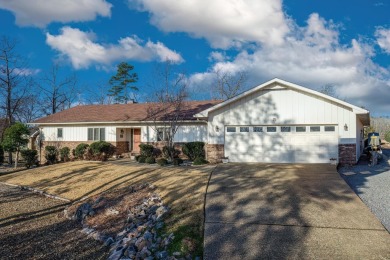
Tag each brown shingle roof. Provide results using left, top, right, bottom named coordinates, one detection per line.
left=32, top=100, right=221, bottom=124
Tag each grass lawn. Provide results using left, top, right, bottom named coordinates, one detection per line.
left=0, top=160, right=215, bottom=257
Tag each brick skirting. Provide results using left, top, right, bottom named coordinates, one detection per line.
left=206, top=144, right=224, bottom=164
left=338, top=143, right=356, bottom=165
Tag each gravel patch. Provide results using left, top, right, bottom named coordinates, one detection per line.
left=339, top=149, right=390, bottom=232
left=0, top=183, right=108, bottom=259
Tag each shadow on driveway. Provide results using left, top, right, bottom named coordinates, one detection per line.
left=204, top=163, right=390, bottom=259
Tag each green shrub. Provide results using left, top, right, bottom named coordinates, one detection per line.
left=89, top=141, right=115, bottom=161
left=0, top=145, right=4, bottom=164
left=139, top=144, right=154, bottom=157
left=145, top=156, right=156, bottom=164
left=157, top=158, right=168, bottom=166
left=162, top=146, right=180, bottom=159
left=71, top=149, right=76, bottom=157
left=135, top=155, right=141, bottom=161
left=182, top=142, right=205, bottom=161
left=385, top=131, right=390, bottom=143
left=45, top=146, right=58, bottom=164
left=21, top=149, right=38, bottom=169
left=193, top=157, right=209, bottom=165
left=138, top=156, right=146, bottom=163
left=60, top=147, right=70, bottom=162
left=173, top=158, right=183, bottom=166
left=75, top=143, right=89, bottom=159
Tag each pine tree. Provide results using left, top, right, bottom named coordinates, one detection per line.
left=108, top=62, right=138, bottom=104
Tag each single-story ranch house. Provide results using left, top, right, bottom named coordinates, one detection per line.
left=31, top=78, right=370, bottom=165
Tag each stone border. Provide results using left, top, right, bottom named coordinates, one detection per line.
left=0, top=181, right=71, bottom=202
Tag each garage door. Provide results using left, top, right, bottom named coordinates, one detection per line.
left=224, top=125, right=338, bottom=163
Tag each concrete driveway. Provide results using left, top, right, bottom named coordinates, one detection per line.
left=204, top=164, right=390, bottom=259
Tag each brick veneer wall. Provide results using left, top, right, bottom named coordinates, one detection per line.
left=338, top=144, right=356, bottom=165
left=206, top=144, right=225, bottom=164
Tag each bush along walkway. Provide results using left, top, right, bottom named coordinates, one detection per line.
left=65, top=183, right=184, bottom=260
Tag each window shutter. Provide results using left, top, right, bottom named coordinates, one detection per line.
left=100, top=128, right=105, bottom=141
left=88, top=128, right=93, bottom=140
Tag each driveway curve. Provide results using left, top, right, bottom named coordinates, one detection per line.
left=204, top=163, right=390, bottom=259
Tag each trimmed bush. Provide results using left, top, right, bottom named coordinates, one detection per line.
left=193, top=157, right=209, bottom=165
left=173, top=158, right=183, bottom=166
left=385, top=131, right=390, bottom=143
left=89, top=141, right=115, bottom=161
left=139, top=144, right=154, bottom=157
left=0, top=145, right=4, bottom=164
left=21, top=149, right=38, bottom=169
left=157, top=158, right=168, bottom=166
left=135, top=155, right=141, bottom=161
left=60, top=147, right=70, bottom=162
left=162, top=146, right=180, bottom=159
left=145, top=156, right=156, bottom=164
left=138, top=156, right=146, bottom=163
left=75, top=143, right=89, bottom=159
left=182, top=142, right=205, bottom=161
left=45, top=146, right=58, bottom=164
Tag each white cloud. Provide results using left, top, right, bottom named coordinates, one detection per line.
left=191, top=13, right=390, bottom=114
left=375, top=28, right=390, bottom=54
left=46, top=27, right=184, bottom=69
left=0, top=0, right=112, bottom=27
left=128, top=0, right=289, bottom=49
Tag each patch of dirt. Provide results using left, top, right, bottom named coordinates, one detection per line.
left=0, top=183, right=108, bottom=260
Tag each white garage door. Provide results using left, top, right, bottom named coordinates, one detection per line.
left=224, top=125, right=338, bottom=163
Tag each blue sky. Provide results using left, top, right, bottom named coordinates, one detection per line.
left=0, top=0, right=389, bottom=115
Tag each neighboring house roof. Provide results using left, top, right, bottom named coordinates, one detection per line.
left=31, top=100, right=222, bottom=125
left=195, top=78, right=370, bottom=125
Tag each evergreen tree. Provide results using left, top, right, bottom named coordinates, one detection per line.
left=2, top=122, right=29, bottom=168
left=108, top=62, right=138, bottom=103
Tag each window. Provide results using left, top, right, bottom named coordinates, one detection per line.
left=57, top=128, right=63, bottom=138
left=310, top=126, right=320, bottom=132
left=226, top=127, right=236, bottom=132
left=87, top=128, right=105, bottom=141
left=281, top=126, right=291, bottom=132
left=157, top=128, right=169, bottom=141
left=267, top=126, right=277, bottom=132
left=296, top=126, right=306, bottom=132
left=324, top=126, right=335, bottom=132
left=240, top=127, right=249, bottom=132
left=253, top=126, right=263, bottom=133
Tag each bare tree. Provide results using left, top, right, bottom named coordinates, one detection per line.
left=318, top=84, right=337, bottom=98
left=147, top=61, right=189, bottom=161
left=0, top=36, right=33, bottom=164
left=212, top=69, right=247, bottom=100
left=15, top=94, right=42, bottom=123
left=39, top=63, right=77, bottom=115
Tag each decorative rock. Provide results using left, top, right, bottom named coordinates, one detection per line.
left=104, top=237, right=115, bottom=247
left=156, top=251, right=168, bottom=259
left=106, top=207, right=120, bottom=215
left=108, top=246, right=125, bottom=260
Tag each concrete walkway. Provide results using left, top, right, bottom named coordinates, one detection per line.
left=204, top=163, right=390, bottom=259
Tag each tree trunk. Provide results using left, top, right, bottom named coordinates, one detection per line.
left=14, top=150, right=19, bottom=168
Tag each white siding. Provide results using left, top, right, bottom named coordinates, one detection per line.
left=207, top=85, right=358, bottom=146
left=42, top=124, right=206, bottom=143
left=41, top=125, right=116, bottom=142
left=141, top=125, right=207, bottom=143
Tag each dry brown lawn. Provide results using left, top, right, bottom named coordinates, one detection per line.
left=0, top=160, right=215, bottom=251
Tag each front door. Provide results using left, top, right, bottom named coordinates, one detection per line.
left=133, top=128, right=141, bottom=153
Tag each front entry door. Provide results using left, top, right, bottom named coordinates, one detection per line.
left=133, top=129, right=141, bottom=153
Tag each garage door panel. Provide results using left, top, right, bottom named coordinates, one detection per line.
left=225, top=125, right=338, bottom=163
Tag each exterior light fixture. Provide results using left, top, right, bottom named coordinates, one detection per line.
left=120, top=129, right=124, bottom=134
left=215, top=126, right=220, bottom=132
left=344, top=124, right=348, bottom=131
left=272, top=118, right=276, bottom=123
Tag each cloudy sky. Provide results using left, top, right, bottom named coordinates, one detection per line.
left=0, top=0, right=389, bottom=115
